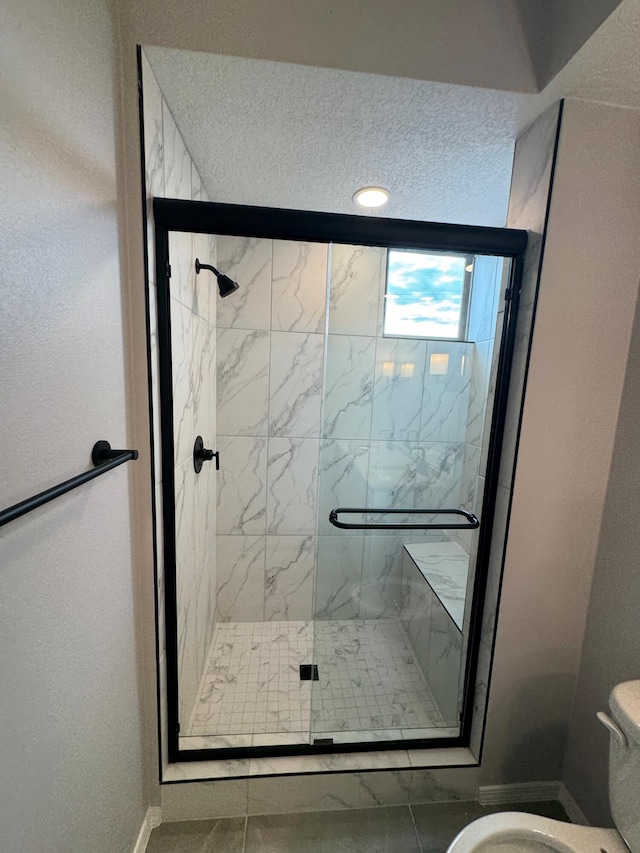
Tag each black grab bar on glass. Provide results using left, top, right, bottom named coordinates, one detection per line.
left=328, top=507, right=479, bottom=531
left=0, top=440, right=138, bottom=528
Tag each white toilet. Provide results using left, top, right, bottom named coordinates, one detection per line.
left=447, top=680, right=640, bottom=853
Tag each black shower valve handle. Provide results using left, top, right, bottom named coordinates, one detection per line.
left=193, top=436, right=220, bottom=473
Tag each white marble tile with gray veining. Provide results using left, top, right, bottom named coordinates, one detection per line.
left=217, top=328, right=270, bottom=436
left=413, top=442, right=464, bottom=510
left=322, top=334, right=375, bottom=440
left=142, top=52, right=164, bottom=204
left=192, top=228, right=211, bottom=322
left=404, top=542, right=469, bottom=631
left=360, top=535, right=404, bottom=619
left=170, top=297, right=195, bottom=467
left=264, top=535, right=315, bottom=620
left=215, top=535, right=266, bottom=622
left=371, top=337, right=427, bottom=441
left=272, top=240, right=328, bottom=333
left=216, top=236, right=272, bottom=330
left=507, top=103, right=560, bottom=232
left=266, top=438, right=319, bottom=534
left=162, top=100, right=192, bottom=199
left=465, top=340, right=492, bottom=448
left=269, top=331, right=324, bottom=437
left=215, top=436, right=267, bottom=534
left=427, top=604, right=463, bottom=726
left=420, top=341, right=473, bottom=443
left=459, top=444, right=481, bottom=513
left=317, top=439, right=369, bottom=534
left=314, top=535, right=364, bottom=619
left=366, top=441, right=419, bottom=511
left=328, top=244, right=385, bottom=336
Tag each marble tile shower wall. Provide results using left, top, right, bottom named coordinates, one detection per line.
left=215, top=240, right=476, bottom=623
left=141, top=51, right=217, bottom=737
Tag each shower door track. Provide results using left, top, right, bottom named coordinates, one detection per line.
left=153, top=198, right=527, bottom=765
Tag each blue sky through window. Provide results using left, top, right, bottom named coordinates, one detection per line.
left=384, top=250, right=466, bottom=338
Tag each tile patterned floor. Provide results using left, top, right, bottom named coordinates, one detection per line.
left=147, top=801, right=570, bottom=853
left=183, top=619, right=446, bottom=747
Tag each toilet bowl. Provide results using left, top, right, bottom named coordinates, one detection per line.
left=448, top=812, right=629, bottom=853
left=446, top=680, right=640, bottom=853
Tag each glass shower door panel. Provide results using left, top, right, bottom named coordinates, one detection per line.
left=311, top=247, right=510, bottom=746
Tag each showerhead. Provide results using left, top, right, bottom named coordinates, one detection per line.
left=195, top=258, right=240, bottom=298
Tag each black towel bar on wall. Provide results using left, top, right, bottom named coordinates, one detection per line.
left=0, top=440, right=138, bottom=528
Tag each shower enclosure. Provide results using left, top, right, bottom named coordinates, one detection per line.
left=154, top=199, right=525, bottom=760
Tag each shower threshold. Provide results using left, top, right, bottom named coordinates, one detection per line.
left=180, top=618, right=457, bottom=752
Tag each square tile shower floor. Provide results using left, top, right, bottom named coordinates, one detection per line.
left=183, top=619, right=447, bottom=749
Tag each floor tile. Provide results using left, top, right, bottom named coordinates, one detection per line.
left=186, top=619, right=447, bottom=745
left=147, top=817, right=245, bottom=853
left=245, top=805, right=421, bottom=853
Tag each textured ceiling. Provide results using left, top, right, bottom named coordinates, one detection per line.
left=146, top=48, right=519, bottom=227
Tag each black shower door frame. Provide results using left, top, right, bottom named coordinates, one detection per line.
left=153, top=197, right=527, bottom=765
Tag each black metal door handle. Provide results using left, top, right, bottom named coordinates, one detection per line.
left=193, top=436, right=219, bottom=473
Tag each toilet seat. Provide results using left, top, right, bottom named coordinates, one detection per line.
left=447, top=812, right=630, bottom=853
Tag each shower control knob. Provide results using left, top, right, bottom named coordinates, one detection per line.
left=193, top=436, right=220, bottom=473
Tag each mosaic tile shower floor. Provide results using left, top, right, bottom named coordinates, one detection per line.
left=182, top=619, right=448, bottom=748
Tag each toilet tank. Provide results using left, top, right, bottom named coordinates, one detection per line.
left=608, top=680, right=640, bottom=853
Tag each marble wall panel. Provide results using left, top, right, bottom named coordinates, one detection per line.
left=265, top=535, right=316, bottom=620
left=459, top=444, right=481, bottom=513
left=371, top=338, right=427, bottom=441
left=466, top=340, right=492, bottom=450
left=420, top=342, right=473, bottom=443
left=328, top=244, right=385, bottom=336
left=322, top=335, right=376, bottom=439
left=216, top=328, right=270, bottom=436
left=143, top=54, right=220, bottom=749
left=268, top=331, right=324, bottom=438
left=216, top=535, right=266, bottom=622
left=360, top=535, right=404, bottom=618
left=427, top=605, right=463, bottom=727
left=399, top=549, right=434, bottom=677
left=317, top=439, right=370, bottom=535
left=413, top=442, right=464, bottom=510
left=215, top=436, right=267, bottom=535
left=216, top=236, right=272, bottom=330
left=314, top=535, right=365, bottom=619
left=266, top=438, right=319, bottom=535
left=162, top=100, right=192, bottom=200
left=272, top=240, right=328, bottom=333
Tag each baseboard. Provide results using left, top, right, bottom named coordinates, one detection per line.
left=132, top=807, right=162, bottom=853
left=478, top=781, right=562, bottom=805
left=558, top=784, right=589, bottom=825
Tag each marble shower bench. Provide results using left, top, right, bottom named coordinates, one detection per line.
left=399, top=541, right=470, bottom=726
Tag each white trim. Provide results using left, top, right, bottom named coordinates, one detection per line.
left=558, top=784, right=589, bottom=825
left=478, top=781, right=562, bottom=805
left=132, top=807, right=162, bottom=853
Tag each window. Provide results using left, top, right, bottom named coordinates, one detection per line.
left=383, top=249, right=471, bottom=339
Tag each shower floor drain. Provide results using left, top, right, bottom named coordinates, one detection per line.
left=299, top=664, right=319, bottom=681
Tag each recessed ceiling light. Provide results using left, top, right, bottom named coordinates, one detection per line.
left=353, top=187, right=390, bottom=209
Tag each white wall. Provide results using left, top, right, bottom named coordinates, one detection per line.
left=480, top=99, right=640, bottom=785
left=0, top=1, right=147, bottom=851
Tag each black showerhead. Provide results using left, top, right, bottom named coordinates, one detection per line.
left=195, top=259, right=240, bottom=298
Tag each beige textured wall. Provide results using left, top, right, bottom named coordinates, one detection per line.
left=0, top=0, right=147, bottom=850
left=480, top=99, right=640, bottom=785
left=561, top=247, right=640, bottom=820
left=120, top=0, right=536, bottom=93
